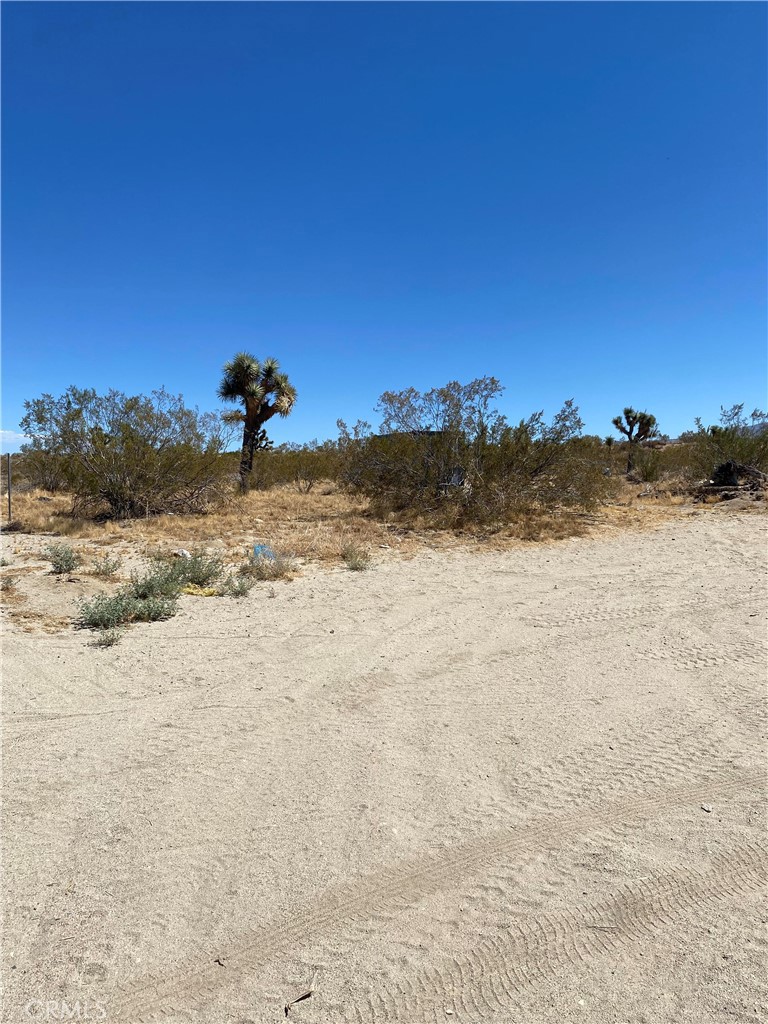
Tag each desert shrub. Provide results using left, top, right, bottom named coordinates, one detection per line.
left=20, top=387, right=234, bottom=519
left=680, top=405, right=768, bottom=479
left=483, top=408, right=614, bottom=516
left=127, top=561, right=187, bottom=600
left=341, top=543, right=372, bottom=571
left=77, top=591, right=137, bottom=629
left=125, top=551, right=222, bottom=597
left=338, top=382, right=614, bottom=528
left=78, top=590, right=177, bottom=630
left=633, top=447, right=663, bottom=483
left=170, top=551, right=225, bottom=588
left=45, top=542, right=82, bottom=574
left=127, top=595, right=178, bottom=621
left=78, top=550, right=227, bottom=633
left=244, top=440, right=341, bottom=492
left=247, top=450, right=282, bottom=491
left=281, top=440, right=340, bottom=493
left=91, top=554, right=122, bottom=578
left=6, top=449, right=67, bottom=493
left=0, top=574, right=20, bottom=595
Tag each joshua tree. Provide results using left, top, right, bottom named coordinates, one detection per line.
left=218, top=353, right=297, bottom=492
left=611, top=407, right=659, bottom=473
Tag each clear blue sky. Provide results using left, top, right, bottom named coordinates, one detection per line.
left=2, top=2, right=766, bottom=451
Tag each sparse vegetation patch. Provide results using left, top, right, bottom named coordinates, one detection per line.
left=88, top=628, right=123, bottom=648
left=219, top=574, right=257, bottom=598
left=90, top=554, right=122, bottom=578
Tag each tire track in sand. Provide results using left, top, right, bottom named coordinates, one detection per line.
left=111, top=769, right=762, bottom=1022
left=348, top=843, right=767, bottom=1022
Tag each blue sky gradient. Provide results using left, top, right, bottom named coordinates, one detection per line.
left=3, top=2, right=766, bottom=450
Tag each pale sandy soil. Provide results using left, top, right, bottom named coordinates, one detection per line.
left=3, top=509, right=767, bottom=1024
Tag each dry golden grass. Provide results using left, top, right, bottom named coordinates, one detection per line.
left=3, top=481, right=762, bottom=570
left=2, top=487, right=415, bottom=562
left=6, top=608, right=71, bottom=633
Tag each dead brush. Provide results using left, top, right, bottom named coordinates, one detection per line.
left=0, top=574, right=24, bottom=605
left=238, top=550, right=294, bottom=581
left=4, top=487, right=403, bottom=563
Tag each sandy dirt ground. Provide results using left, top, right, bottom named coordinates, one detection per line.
left=3, top=509, right=767, bottom=1024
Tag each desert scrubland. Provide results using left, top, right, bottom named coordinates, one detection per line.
left=2, top=497, right=766, bottom=1023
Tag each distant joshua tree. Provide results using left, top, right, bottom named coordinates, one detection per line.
left=611, top=407, right=659, bottom=473
left=218, top=352, right=297, bottom=492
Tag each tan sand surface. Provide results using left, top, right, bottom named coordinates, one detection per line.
left=3, top=511, right=767, bottom=1023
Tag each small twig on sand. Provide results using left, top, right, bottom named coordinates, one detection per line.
left=284, top=968, right=319, bottom=1017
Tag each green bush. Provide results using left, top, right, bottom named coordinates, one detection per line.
left=78, top=592, right=136, bottom=629
left=78, top=590, right=178, bottom=630
left=78, top=548, right=231, bottom=635
left=634, top=448, right=663, bottom=483
left=244, top=440, right=341, bottom=492
left=130, top=594, right=179, bottom=622
left=127, top=561, right=187, bottom=600
left=174, top=551, right=225, bottom=587
left=45, top=542, right=82, bottom=574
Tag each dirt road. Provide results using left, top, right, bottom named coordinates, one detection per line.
left=4, top=510, right=766, bottom=1023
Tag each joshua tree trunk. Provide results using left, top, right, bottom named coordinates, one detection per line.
left=239, top=422, right=257, bottom=493
left=238, top=406, right=277, bottom=493
left=626, top=443, right=635, bottom=474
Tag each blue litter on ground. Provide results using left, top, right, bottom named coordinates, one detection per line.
left=253, top=544, right=276, bottom=561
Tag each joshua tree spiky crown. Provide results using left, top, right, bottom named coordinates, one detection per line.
left=217, top=353, right=297, bottom=417
left=611, top=407, right=658, bottom=443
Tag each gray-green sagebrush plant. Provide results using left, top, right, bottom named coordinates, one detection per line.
left=217, top=353, right=297, bottom=492
left=77, top=549, right=257, bottom=634
left=45, top=542, right=82, bottom=574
